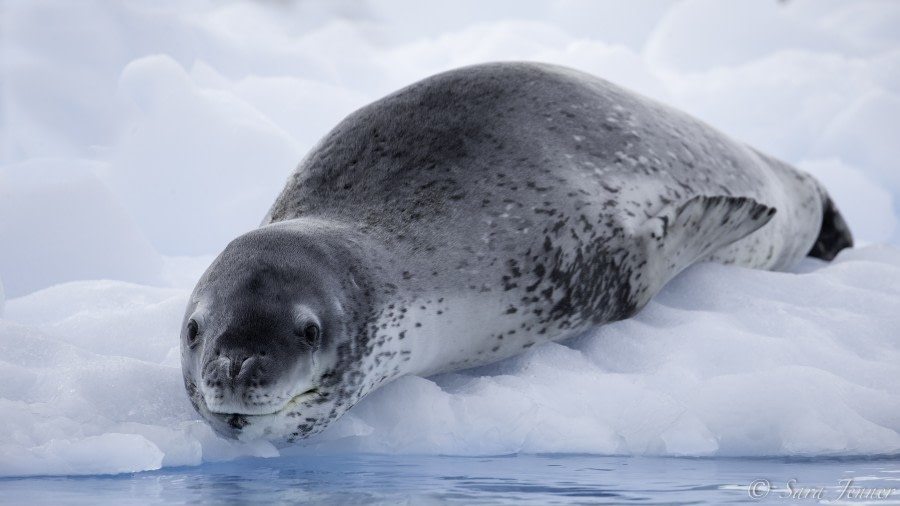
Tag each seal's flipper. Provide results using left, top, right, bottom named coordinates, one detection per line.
left=634, top=195, right=776, bottom=307
left=807, top=194, right=853, bottom=261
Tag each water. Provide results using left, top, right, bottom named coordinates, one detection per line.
left=3, top=454, right=899, bottom=505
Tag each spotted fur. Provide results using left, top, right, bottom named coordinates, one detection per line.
left=182, top=62, right=851, bottom=441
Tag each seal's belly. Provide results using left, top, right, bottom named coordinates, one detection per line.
left=387, top=291, right=591, bottom=377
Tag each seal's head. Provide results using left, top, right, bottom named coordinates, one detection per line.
left=180, top=222, right=373, bottom=441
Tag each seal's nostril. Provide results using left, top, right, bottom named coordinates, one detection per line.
left=228, top=357, right=249, bottom=380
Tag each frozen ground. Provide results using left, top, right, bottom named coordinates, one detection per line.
left=2, top=248, right=899, bottom=477
left=1, top=0, right=898, bottom=477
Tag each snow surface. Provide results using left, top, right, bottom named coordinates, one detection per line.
left=2, top=249, right=899, bottom=477
left=1, top=0, right=898, bottom=477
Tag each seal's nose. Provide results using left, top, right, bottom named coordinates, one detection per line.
left=228, top=356, right=248, bottom=380
left=200, top=352, right=273, bottom=414
left=203, top=354, right=255, bottom=388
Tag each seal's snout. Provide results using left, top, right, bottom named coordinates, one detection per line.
left=200, top=352, right=280, bottom=415
left=202, top=354, right=257, bottom=386
left=229, top=356, right=247, bottom=380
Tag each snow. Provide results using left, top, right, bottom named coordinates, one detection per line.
left=2, top=250, right=899, bottom=477
left=1, top=0, right=898, bottom=477
left=0, top=159, right=163, bottom=297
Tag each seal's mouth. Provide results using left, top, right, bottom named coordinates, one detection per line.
left=197, top=387, right=323, bottom=439
left=270, top=387, right=320, bottom=415
left=238, top=387, right=320, bottom=418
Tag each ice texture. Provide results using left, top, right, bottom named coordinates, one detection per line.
left=1, top=248, right=899, bottom=477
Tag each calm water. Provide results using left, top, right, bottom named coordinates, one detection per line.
left=3, top=454, right=899, bottom=505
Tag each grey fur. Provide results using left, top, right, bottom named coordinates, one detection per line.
left=181, top=62, right=851, bottom=442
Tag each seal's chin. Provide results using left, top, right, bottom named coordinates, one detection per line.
left=199, top=387, right=323, bottom=441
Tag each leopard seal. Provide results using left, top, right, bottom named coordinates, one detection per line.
left=180, top=62, right=852, bottom=442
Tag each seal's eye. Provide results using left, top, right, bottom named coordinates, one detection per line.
left=186, top=319, right=199, bottom=345
left=300, top=324, right=320, bottom=349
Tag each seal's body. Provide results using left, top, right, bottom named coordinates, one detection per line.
left=181, top=63, right=852, bottom=442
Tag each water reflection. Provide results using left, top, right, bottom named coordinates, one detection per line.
left=3, top=454, right=900, bottom=505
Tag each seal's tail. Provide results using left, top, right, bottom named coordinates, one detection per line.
left=807, top=193, right=853, bottom=261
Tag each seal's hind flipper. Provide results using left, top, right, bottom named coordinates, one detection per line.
left=634, top=195, right=776, bottom=308
left=807, top=194, right=853, bottom=261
